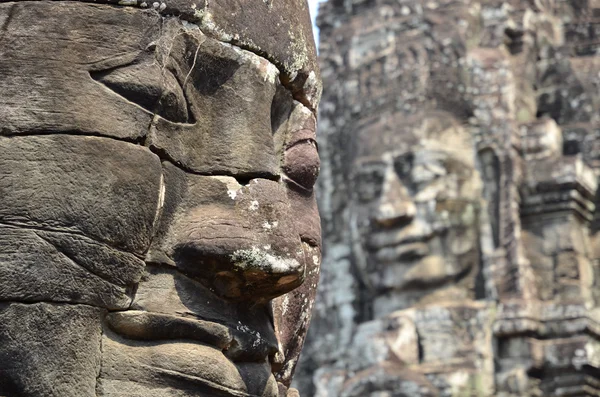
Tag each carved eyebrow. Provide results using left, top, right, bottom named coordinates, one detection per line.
left=354, top=160, right=387, bottom=169
left=398, top=148, right=472, bottom=167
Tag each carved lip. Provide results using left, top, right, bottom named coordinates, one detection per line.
left=106, top=310, right=278, bottom=361
left=374, top=241, right=430, bottom=263
left=367, top=231, right=434, bottom=252
left=106, top=310, right=279, bottom=396
left=106, top=311, right=234, bottom=348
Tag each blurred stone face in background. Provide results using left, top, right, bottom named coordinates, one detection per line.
left=0, top=2, right=321, bottom=396
left=297, top=0, right=600, bottom=396
left=352, top=112, right=482, bottom=315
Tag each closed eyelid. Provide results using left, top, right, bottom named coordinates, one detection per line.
left=285, top=127, right=317, bottom=149
left=286, top=138, right=318, bottom=151
left=355, top=157, right=388, bottom=168
left=282, top=139, right=320, bottom=191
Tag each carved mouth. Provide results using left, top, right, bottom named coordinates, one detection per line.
left=367, top=230, right=433, bottom=251
left=366, top=226, right=435, bottom=250
left=373, top=241, right=430, bottom=263
left=105, top=310, right=279, bottom=397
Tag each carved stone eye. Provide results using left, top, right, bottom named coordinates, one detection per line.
left=393, top=153, right=414, bottom=181
left=355, top=169, right=385, bottom=203
left=91, top=62, right=192, bottom=124
left=283, top=140, right=320, bottom=191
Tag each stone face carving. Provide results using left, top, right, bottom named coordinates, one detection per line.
left=298, top=0, right=600, bottom=396
left=351, top=112, right=483, bottom=317
left=0, top=2, right=321, bottom=396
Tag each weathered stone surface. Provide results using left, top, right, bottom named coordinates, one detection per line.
left=0, top=2, right=159, bottom=140
left=299, top=0, right=600, bottom=396
left=0, top=227, right=136, bottom=309
left=0, top=1, right=321, bottom=396
left=0, top=303, right=103, bottom=397
left=0, top=135, right=162, bottom=253
left=183, top=0, right=322, bottom=110
left=145, top=21, right=281, bottom=177
left=0, top=135, right=160, bottom=308
left=0, top=0, right=321, bottom=112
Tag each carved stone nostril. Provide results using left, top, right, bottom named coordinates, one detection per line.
left=375, top=200, right=416, bottom=228
left=175, top=241, right=306, bottom=301
left=245, top=269, right=268, bottom=284
left=277, top=275, right=299, bottom=286
left=213, top=271, right=242, bottom=299
left=270, top=348, right=286, bottom=372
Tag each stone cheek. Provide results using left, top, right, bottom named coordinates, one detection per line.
left=0, top=303, right=104, bottom=397
left=0, top=2, right=159, bottom=140
left=0, top=136, right=161, bottom=309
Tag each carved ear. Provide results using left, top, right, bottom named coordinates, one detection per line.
left=91, top=62, right=192, bottom=124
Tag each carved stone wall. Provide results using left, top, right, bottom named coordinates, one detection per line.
left=298, top=0, right=600, bottom=395
left=0, top=2, right=321, bottom=396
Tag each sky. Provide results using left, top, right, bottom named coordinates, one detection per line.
left=308, top=0, right=326, bottom=44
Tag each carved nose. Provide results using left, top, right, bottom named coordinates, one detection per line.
left=218, top=246, right=305, bottom=300
left=173, top=180, right=306, bottom=302
left=174, top=226, right=306, bottom=302
left=375, top=201, right=415, bottom=227
left=374, top=171, right=416, bottom=227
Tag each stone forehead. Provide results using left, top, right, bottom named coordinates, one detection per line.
left=355, top=111, right=472, bottom=159
left=62, top=0, right=320, bottom=109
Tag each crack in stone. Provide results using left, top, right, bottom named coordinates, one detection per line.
left=34, top=231, right=134, bottom=290
left=0, top=299, right=110, bottom=309
left=0, top=129, right=146, bottom=145
left=0, top=131, right=280, bottom=183
left=146, top=134, right=281, bottom=182
left=95, top=319, right=104, bottom=397
left=0, top=221, right=146, bottom=259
